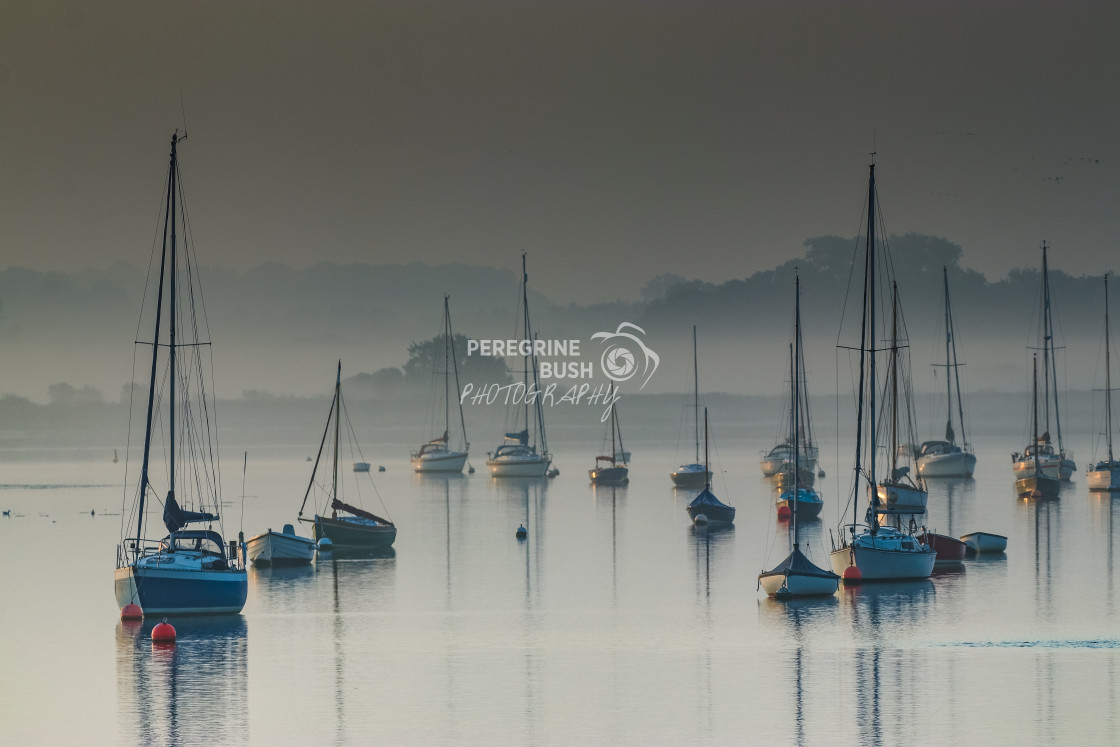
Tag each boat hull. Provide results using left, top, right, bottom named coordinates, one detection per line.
left=774, top=466, right=815, bottom=489
left=759, top=570, right=839, bottom=597
left=960, top=532, right=1007, bottom=554
left=918, top=532, right=967, bottom=565
left=1012, top=456, right=1061, bottom=480
left=589, top=465, right=629, bottom=484
left=313, top=515, right=397, bottom=548
left=412, top=451, right=469, bottom=473
left=1087, top=464, right=1120, bottom=491
left=114, top=564, right=247, bottom=615
left=829, top=533, right=936, bottom=581
left=487, top=456, right=551, bottom=477
left=670, top=465, right=711, bottom=487
left=917, top=450, right=976, bottom=478
left=776, top=489, right=824, bottom=520
left=1016, top=473, right=1060, bottom=499
left=875, top=483, right=928, bottom=514
left=244, top=530, right=316, bottom=566
left=687, top=503, right=735, bottom=526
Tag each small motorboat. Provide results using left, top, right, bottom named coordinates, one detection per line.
left=917, top=531, right=967, bottom=566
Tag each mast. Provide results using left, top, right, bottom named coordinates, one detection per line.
left=610, top=382, right=617, bottom=459
left=703, top=407, right=710, bottom=491
left=135, top=133, right=177, bottom=541
left=1041, top=243, right=1066, bottom=450
left=332, top=360, right=341, bottom=512
left=168, top=132, right=179, bottom=515
left=1107, top=274, right=1114, bottom=462
left=693, top=325, right=700, bottom=463
left=792, top=272, right=802, bottom=548
left=867, top=163, right=879, bottom=531
left=942, top=267, right=955, bottom=443
left=889, top=282, right=900, bottom=478
left=522, top=254, right=530, bottom=443
left=443, top=295, right=450, bottom=441
left=446, top=296, right=469, bottom=451
left=1032, top=354, right=1041, bottom=474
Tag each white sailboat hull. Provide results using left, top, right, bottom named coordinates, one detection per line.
left=917, top=450, right=976, bottom=478
left=1012, top=456, right=1061, bottom=480
left=1087, top=464, right=1120, bottom=491
left=875, top=483, right=928, bottom=514
left=413, top=450, right=469, bottom=473
left=487, top=455, right=551, bottom=477
left=829, top=533, right=936, bottom=581
left=244, top=529, right=316, bottom=566
left=759, top=571, right=838, bottom=597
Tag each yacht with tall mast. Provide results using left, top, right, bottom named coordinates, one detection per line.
left=917, top=267, right=977, bottom=478
left=671, top=326, right=711, bottom=487
left=1088, top=274, right=1120, bottom=491
left=114, top=132, right=247, bottom=615
left=828, top=161, right=936, bottom=582
left=1012, top=243, right=1076, bottom=481
left=487, top=254, right=553, bottom=477
left=1017, top=356, right=1061, bottom=499
left=412, top=295, right=471, bottom=473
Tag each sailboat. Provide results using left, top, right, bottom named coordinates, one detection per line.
left=686, top=409, right=735, bottom=526
left=671, top=326, right=712, bottom=487
left=775, top=276, right=824, bottom=520
left=412, top=295, right=471, bottom=473
left=917, top=267, right=977, bottom=478
left=298, top=362, right=397, bottom=549
left=1011, top=243, right=1076, bottom=481
left=589, top=385, right=629, bottom=484
left=1089, top=274, right=1120, bottom=491
left=1016, top=356, right=1061, bottom=499
left=487, top=254, right=553, bottom=477
left=828, top=161, right=936, bottom=582
left=114, top=132, right=247, bottom=615
left=761, top=304, right=820, bottom=484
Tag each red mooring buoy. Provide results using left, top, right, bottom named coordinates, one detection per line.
left=776, top=504, right=792, bottom=520
left=120, top=604, right=143, bottom=621
left=151, top=619, right=177, bottom=643
left=842, top=565, right=863, bottom=584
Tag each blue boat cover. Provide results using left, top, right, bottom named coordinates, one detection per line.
left=505, top=430, right=529, bottom=445
left=687, top=488, right=731, bottom=510
left=762, top=547, right=837, bottom=578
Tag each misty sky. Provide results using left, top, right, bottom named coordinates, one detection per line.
left=3, top=1, right=1119, bottom=304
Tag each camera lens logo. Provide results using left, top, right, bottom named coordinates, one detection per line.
left=591, top=323, right=659, bottom=389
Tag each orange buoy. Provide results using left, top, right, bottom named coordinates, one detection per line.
left=776, top=504, right=792, bottom=520
left=842, top=565, right=863, bottom=584
left=120, top=604, right=143, bottom=620
left=151, top=619, right=177, bottom=643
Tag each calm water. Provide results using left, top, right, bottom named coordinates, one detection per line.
left=2, top=422, right=1119, bottom=744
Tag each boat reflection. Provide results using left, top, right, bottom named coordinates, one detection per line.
left=115, top=615, right=248, bottom=744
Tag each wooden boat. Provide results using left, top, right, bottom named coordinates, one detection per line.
left=917, top=268, right=977, bottom=478
left=960, top=531, right=1008, bottom=554
left=828, top=161, right=935, bottom=583
left=686, top=409, right=734, bottom=526
left=113, top=132, right=247, bottom=616
left=298, top=362, right=397, bottom=550
left=1088, top=274, right=1120, bottom=491
left=759, top=275, right=838, bottom=598
left=487, top=255, right=552, bottom=478
left=412, top=296, right=471, bottom=473
left=671, top=326, right=712, bottom=488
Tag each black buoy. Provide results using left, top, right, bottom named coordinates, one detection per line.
left=516, top=524, right=527, bottom=540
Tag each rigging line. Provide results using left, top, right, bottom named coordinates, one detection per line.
left=340, top=390, right=393, bottom=520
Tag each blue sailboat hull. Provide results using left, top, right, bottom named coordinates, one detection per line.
left=114, top=565, right=247, bottom=615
